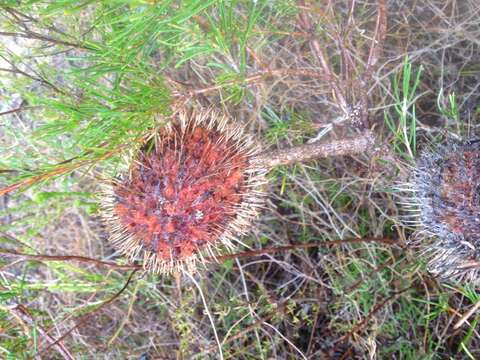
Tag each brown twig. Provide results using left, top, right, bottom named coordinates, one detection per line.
left=0, top=248, right=139, bottom=269
left=366, top=0, right=387, bottom=76
left=171, top=67, right=327, bottom=98
left=0, top=30, right=93, bottom=50
left=297, top=1, right=348, bottom=113
left=0, top=65, right=65, bottom=95
left=336, top=285, right=413, bottom=345
left=0, top=168, right=19, bottom=174
left=38, top=269, right=138, bottom=357
left=357, top=0, right=387, bottom=129
left=0, top=105, right=38, bottom=117
left=453, top=299, right=480, bottom=330
left=296, top=1, right=387, bottom=131
left=1, top=6, right=75, bottom=41
left=202, top=301, right=287, bottom=355
left=251, top=131, right=375, bottom=169
left=214, top=237, right=400, bottom=262
left=0, top=146, right=121, bottom=197
left=9, top=305, right=74, bottom=360
left=453, top=260, right=480, bottom=271
left=0, top=237, right=401, bottom=271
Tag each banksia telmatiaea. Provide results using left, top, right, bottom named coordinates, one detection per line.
left=100, top=110, right=266, bottom=274
left=402, top=139, right=480, bottom=282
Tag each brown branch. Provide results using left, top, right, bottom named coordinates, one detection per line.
left=2, top=6, right=75, bottom=41
left=0, top=168, right=19, bottom=174
left=366, top=0, right=387, bottom=75
left=0, top=248, right=139, bottom=269
left=358, top=0, right=387, bottom=129
left=0, top=231, right=35, bottom=250
left=0, top=105, right=38, bottom=116
left=0, top=146, right=121, bottom=197
left=295, top=1, right=387, bottom=130
left=171, top=68, right=327, bottom=98
left=335, top=285, right=412, bottom=345
left=38, top=270, right=138, bottom=356
left=1, top=237, right=400, bottom=271
left=0, top=66, right=65, bottom=95
left=10, top=305, right=74, bottom=360
left=202, top=301, right=287, bottom=354
left=251, top=131, right=375, bottom=169
left=214, top=237, right=401, bottom=262
left=0, top=167, right=71, bottom=197
left=297, top=1, right=348, bottom=112
left=0, top=30, right=92, bottom=50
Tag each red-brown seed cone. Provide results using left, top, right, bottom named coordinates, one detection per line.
left=100, top=110, right=266, bottom=274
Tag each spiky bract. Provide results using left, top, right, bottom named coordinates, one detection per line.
left=401, top=139, right=480, bottom=283
left=100, top=110, right=266, bottom=274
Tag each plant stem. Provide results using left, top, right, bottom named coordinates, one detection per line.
left=38, top=270, right=138, bottom=357
left=9, top=305, right=74, bottom=360
left=251, top=131, right=375, bottom=169
left=0, top=237, right=400, bottom=271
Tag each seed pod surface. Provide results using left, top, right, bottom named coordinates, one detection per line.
left=101, top=110, right=266, bottom=274
left=407, top=139, right=480, bottom=282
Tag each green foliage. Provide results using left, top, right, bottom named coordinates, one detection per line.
left=0, top=0, right=294, bottom=187
left=384, top=57, right=423, bottom=160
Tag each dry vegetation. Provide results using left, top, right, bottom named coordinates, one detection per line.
left=1, top=1, right=480, bottom=359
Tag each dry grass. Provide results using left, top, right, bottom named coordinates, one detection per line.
left=2, top=1, right=480, bottom=359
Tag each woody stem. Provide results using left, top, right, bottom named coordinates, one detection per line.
left=251, top=130, right=375, bottom=169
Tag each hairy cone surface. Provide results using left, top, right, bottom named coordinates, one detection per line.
left=102, top=110, right=265, bottom=274
left=408, top=140, right=480, bottom=282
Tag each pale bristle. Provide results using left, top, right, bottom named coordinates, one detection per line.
left=98, top=109, right=267, bottom=275
left=397, top=139, right=480, bottom=284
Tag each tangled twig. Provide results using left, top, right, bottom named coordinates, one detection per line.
left=9, top=305, right=74, bottom=360
left=0, top=237, right=401, bottom=271
left=38, top=270, right=138, bottom=357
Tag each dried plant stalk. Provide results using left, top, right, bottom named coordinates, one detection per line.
left=252, top=131, right=375, bottom=169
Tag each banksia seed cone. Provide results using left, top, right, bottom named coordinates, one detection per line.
left=101, top=110, right=266, bottom=274
left=404, top=139, right=480, bottom=282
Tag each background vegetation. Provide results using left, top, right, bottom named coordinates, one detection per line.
left=1, top=1, right=480, bottom=359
